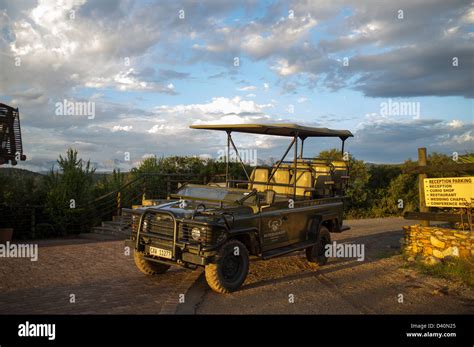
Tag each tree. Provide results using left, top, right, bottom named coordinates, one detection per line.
left=44, top=148, right=95, bottom=235
left=317, top=148, right=371, bottom=217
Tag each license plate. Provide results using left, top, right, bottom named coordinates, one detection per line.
left=149, top=246, right=172, bottom=259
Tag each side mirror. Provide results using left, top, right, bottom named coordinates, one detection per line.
left=264, top=189, right=276, bottom=205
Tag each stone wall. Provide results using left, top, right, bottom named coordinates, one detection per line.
left=403, top=225, right=473, bottom=264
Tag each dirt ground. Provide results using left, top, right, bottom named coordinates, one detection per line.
left=179, top=218, right=474, bottom=314
left=1, top=217, right=472, bottom=314
left=0, top=239, right=200, bottom=314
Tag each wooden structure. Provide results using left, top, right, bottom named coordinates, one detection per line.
left=0, top=103, right=26, bottom=165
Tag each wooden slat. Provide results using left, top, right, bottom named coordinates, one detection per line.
left=403, top=163, right=474, bottom=174
left=404, top=211, right=468, bottom=222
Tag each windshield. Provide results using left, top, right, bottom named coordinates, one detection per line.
left=173, top=185, right=256, bottom=205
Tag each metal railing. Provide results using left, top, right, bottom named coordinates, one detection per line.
left=0, top=172, right=223, bottom=239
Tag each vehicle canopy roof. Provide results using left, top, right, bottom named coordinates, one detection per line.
left=190, top=123, right=353, bottom=140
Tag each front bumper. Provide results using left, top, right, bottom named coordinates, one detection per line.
left=126, top=209, right=226, bottom=267
left=125, top=238, right=216, bottom=267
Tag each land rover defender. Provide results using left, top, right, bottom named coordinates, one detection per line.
left=124, top=123, right=353, bottom=293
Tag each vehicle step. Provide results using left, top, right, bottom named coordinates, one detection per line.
left=99, top=222, right=130, bottom=230
left=99, top=222, right=130, bottom=231
left=101, top=221, right=126, bottom=228
left=94, top=225, right=122, bottom=233
left=339, top=225, right=350, bottom=232
left=91, top=226, right=130, bottom=236
left=261, top=241, right=314, bottom=260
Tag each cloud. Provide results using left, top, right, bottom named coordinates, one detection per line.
left=85, top=69, right=177, bottom=93
left=1, top=0, right=472, bottom=171
left=272, top=58, right=300, bottom=76
left=448, top=120, right=464, bottom=129
left=111, top=125, right=133, bottom=132
left=158, top=96, right=273, bottom=116
left=297, top=97, right=308, bottom=103
left=237, top=85, right=257, bottom=91
left=350, top=115, right=474, bottom=162
left=186, top=0, right=473, bottom=97
left=348, top=41, right=474, bottom=98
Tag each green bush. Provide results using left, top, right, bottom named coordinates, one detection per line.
left=43, top=148, right=96, bottom=235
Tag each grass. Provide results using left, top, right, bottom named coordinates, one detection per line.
left=412, top=257, right=474, bottom=289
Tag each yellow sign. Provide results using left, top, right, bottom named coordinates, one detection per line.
left=424, top=177, right=473, bottom=208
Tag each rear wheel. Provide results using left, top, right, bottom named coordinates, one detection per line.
left=306, top=225, right=331, bottom=265
left=134, top=251, right=170, bottom=275
left=205, top=240, right=249, bottom=294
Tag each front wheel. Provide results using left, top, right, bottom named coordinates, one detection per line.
left=134, top=251, right=171, bottom=275
left=205, top=240, right=249, bottom=294
left=306, top=225, right=331, bottom=265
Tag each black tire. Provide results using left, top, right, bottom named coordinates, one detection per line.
left=205, top=240, right=249, bottom=294
left=134, top=251, right=170, bottom=275
left=306, top=225, right=331, bottom=265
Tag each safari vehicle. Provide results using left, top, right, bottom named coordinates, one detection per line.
left=124, top=123, right=353, bottom=293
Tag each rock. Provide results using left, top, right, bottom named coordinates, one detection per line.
left=422, top=247, right=433, bottom=256
left=443, top=246, right=459, bottom=257
left=423, top=256, right=441, bottom=266
left=430, top=236, right=445, bottom=248
left=432, top=249, right=445, bottom=259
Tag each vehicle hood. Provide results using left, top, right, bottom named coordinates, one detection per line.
left=137, top=199, right=254, bottom=221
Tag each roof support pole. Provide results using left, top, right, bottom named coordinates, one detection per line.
left=293, top=133, right=298, bottom=200
left=228, top=134, right=250, bottom=181
left=226, top=131, right=230, bottom=187
left=341, top=138, right=346, bottom=156
left=267, top=137, right=296, bottom=183
left=300, top=137, right=305, bottom=159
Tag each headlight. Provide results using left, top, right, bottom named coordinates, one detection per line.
left=191, top=227, right=201, bottom=241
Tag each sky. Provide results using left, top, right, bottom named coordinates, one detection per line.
left=0, top=0, right=473, bottom=172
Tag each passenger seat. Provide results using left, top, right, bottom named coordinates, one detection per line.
left=249, top=168, right=269, bottom=192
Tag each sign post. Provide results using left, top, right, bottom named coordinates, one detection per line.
left=418, top=148, right=429, bottom=227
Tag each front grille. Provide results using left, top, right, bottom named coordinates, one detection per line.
left=143, top=213, right=175, bottom=241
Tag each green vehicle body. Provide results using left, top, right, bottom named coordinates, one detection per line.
left=125, top=123, right=353, bottom=293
